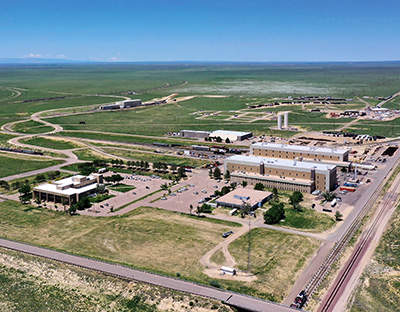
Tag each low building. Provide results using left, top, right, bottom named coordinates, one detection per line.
left=100, top=104, right=121, bottom=110
left=216, top=188, right=273, bottom=209
left=116, top=99, right=142, bottom=108
left=251, top=142, right=350, bottom=162
left=33, top=174, right=103, bottom=206
left=209, top=130, right=252, bottom=142
left=224, top=155, right=337, bottom=193
left=180, top=130, right=211, bottom=139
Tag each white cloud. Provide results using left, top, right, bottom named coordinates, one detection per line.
left=57, top=54, right=67, bottom=59
left=23, top=53, right=44, bottom=59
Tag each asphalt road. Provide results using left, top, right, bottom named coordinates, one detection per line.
left=0, top=238, right=297, bottom=312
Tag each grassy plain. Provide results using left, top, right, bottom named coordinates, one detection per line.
left=20, top=136, right=82, bottom=150
left=0, top=201, right=320, bottom=300
left=0, top=153, right=62, bottom=178
left=101, top=147, right=209, bottom=167
left=11, top=120, right=55, bottom=134
left=0, top=248, right=233, bottom=312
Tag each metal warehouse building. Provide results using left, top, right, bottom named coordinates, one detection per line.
left=180, top=130, right=211, bottom=139
left=224, top=155, right=337, bottom=193
left=209, top=130, right=252, bottom=142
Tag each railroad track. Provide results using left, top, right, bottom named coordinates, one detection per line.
left=301, top=157, right=400, bottom=306
left=318, top=175, right=400, bottom=311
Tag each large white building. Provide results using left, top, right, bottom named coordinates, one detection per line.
left=251, top=142, right=350, bottom=164
left=33, top=174, right=103, bottom=206
left=224, top=155, right=337, bottom=193
left=209, top=130, right=252, bottom=142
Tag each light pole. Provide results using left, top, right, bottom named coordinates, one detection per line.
left=241, top=201, right=253, bottom=276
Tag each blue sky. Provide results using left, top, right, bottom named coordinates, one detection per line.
left=1, top=0, right=399, bottom=62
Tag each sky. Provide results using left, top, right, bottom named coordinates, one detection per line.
left=1, top=0, right=399, bottom=62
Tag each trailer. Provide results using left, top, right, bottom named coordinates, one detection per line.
left=340, top=186, right=356, bottom=192
left=220, top=266, right=236, bottom=276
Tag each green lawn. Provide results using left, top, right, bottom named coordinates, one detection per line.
left=280, top=208, right=336, bottom=232
left=11, top=120, right=55, bottom=134
left=0, top=153, right=62, bottom=178
left=0, top=132, right=17, bottom=144
left=20, top=136, right=82, bottom=150
left=108, top=184, right=136, bottom=193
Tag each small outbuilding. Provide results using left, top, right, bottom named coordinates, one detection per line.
left=216, top=188, right=272, bottom=210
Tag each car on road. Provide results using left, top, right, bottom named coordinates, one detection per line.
left=213, top=185, right=218, bottom=188
left=170, top=193, right=177, bottom=196
left=222, top=231, right=234, bottom=238
left=160, top=197, right=167, bottom=200
left=201, top=190, right=207, bottom=193
left=146, top=186, right=150, bottom=189
left=193, top=191, right=198, bottom=195
left=100, top=205, right=104, bottom=208
left=339, top=190, right=347, bottom=195
left=366, top=179, right=371, bottom=183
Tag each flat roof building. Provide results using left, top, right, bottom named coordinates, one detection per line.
left=116, top=99, right=142, bottom=108
left=210, top=130, right=252, bottom=142
left=224, top=155, right=337, bottom=193
left=33, top=174, right=103, bottom=206
left=251, top=142, right=350, bottom=163
left=180, top=130, right=211, bottom=139
left=216, top=188, right=273, bottom=209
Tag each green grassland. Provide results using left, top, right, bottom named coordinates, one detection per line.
left=228, top=227, right=321, bottom=301
left=346, top=119, right=400, bottom=137
left=0, top=132, right=17, bottom=145
left=11, top=120, right=55, bottom=134
left=349, top=205, right=400, bottom=312
left=382, top=96, right=400, bottom=110
left=101, top=147, right=209, bottom=167
left=282, top=208, right=335, bottom=232
left=0, top=248, right=233, bottom=312
left=0, top=153, right=62, bottom=178
left=20, top=136, right=82, bottom=150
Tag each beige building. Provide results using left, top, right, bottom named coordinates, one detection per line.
left=33, top=174, right=103, bottom=206
left=216, top=188, right=273, bottom=209
left=251, top=142, right=349, bottom=163
left=224, top=155, right=337, bottom=193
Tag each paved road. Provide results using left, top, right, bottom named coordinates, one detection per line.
left=0, top=238, right=297, bottom=312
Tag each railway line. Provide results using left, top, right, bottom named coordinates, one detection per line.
left=318, top=174, right=400, bottom=311
left=294, top=155, right=400, bottom=309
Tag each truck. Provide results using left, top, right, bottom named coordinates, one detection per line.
left=330, top=198, right=337, bottom=207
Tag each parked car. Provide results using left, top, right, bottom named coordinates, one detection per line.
left=160, top=197, right=167, bottom=200
left=222, top=231, right=234, bottom=238
left=193, top=191, right=198, bottom=195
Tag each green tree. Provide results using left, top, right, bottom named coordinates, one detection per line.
left=95, top=183, right=107, bottom=194
left=0, top=180, right=9, bottom=190
left=213, top=167, right=221, bottom=180
left=242, top=181, right=248, bottom=188
left=69, top=204, right=77, bottom=215
left=322, top=191, right=336, bottom=202
left=34, top=197, right=42, bottom=207
left=18, top=184, right=32, bottom=204
left=178, top=166, right=187, bottom=178
left=272, top=187, right=279, bottom=199
left=189, top=204, right=193, bottom=215
left=224, top=170, right=230, bottom=180
left=196, top=205, right=204, bottom=217
left=335, top=210, right=343, bottom=221
left=254, top=183, right=265, bottom=191
left=216, top=136, right=222, bottom=143
left=35, top=174, right=46, bottom=183
left=264, top=202, right=285, bottom=224
left=225, top=138, right=231, bottom=143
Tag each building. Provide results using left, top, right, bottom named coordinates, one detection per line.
left=116, top=99, right=142, bottom=108
left=224, top=155, right=337, bottom=193
left=209, top=130, right=252, bottom=142
left=216, top=188, right=273, bottom=209
left=251, top=142, right=350, bottom=163
left=180, top=130, right=211, bottom=139
left=100, top=103, right=121, bottom=110
left=33, top=174, right=103, bottom=206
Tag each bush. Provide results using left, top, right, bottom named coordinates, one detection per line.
left=209, top=280, right=222, bottom=288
